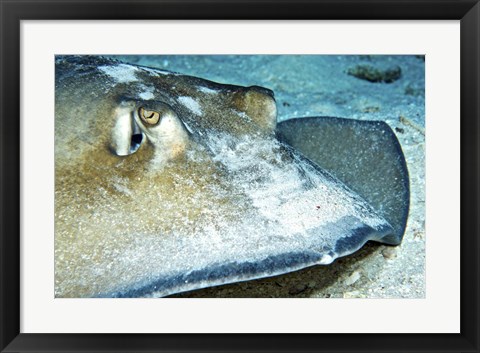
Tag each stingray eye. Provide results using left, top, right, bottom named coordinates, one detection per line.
left=138, top=107, right=160, bottom=125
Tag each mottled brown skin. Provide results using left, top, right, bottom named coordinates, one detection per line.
left=54, top=57, right=403, bottom=298
left=55, top=56, right=278, bottom=200
left=54, top=56, right=277, bottom=297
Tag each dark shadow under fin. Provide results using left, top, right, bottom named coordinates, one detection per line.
left=276, top=117, right=410, bottom=245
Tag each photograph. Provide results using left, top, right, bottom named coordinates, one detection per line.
left=2, top=0, right=478, bottom=350
left=55, top=54, right=425, bottom=298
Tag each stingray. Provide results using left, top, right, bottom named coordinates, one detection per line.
left=55, top=55, right=409, bottom=298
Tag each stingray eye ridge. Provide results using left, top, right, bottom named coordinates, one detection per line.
left=138, top=107, right=161, bottom=125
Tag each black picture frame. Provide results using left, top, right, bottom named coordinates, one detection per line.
left=1, top=1, right=479, bottom=352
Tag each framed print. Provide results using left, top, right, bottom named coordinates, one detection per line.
left=1, top=0, right=479, bottom=352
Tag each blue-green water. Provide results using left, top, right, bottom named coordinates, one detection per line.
left=109, top=55, right=425, bottom=128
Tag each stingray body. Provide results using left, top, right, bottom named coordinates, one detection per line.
left=55, top=56, right=409, bottom=298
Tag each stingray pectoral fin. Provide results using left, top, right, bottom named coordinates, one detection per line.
left=108, top=216, right=393, bottom=298
left=276, top=117, right=410, bottom=245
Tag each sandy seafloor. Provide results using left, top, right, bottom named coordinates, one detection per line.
left=110, top=55, right=425, bottom=298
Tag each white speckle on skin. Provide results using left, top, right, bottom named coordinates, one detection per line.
left=198, top=86, right=218, bottom=94
left=156, top=70, right=175, bottom=76
left=98, top=64, right=139, bottom=83
left=112, top=176, right=133, bottom=196
left=141, top=66, right=175, bottom=76
left=318, top=254, right=334, bottom=265
left=178, top=96, right=202, bottom=115
left=138, top=85, right=155, bottom=100
left=233, top=110, right=252, bottom=122
left=183, top=121, right=194, bottom=134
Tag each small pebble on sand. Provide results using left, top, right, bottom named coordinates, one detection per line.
left=344, top=271, right=362, bottom=286
left=382, top=247, right=398, bottom=260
